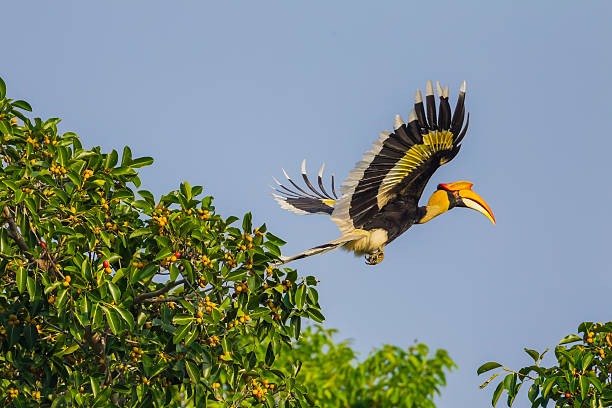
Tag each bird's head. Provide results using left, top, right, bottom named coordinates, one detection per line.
left=418, top=181, right=495, bottom=224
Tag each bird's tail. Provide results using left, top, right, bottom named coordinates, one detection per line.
left=277, top=232, right=363, bottom=265
left=271, top=159, right=339, bottom=215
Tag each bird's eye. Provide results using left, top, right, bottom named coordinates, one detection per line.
left=453, top=191, right=460, bottom=198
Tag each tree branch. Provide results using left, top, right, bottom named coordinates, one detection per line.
left=142, top=296, right=193, bottom=304
left=133, top=279, right=186, bottom=304
left=3, top=205, right=34, bottom=261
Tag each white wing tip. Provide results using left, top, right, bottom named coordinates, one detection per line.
left=460, top=80, right=466, bottom=94
left=393, top=114, right=404, bottom=130
left=426, top=80, right=434, bottom=96
left=408, top=108, right=418, bottom=122
left=443, top=85, right=449, bottom=98
left=301, top=159, right=307, bottom=175
left=318, top=162, right=325, bottom=178
left=415, top=89, right=423, bottom=104
left=436, top=81, right=443, bottom=97
left=282, top=168, right=291, bottom=180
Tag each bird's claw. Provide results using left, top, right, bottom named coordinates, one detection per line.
left=365, top=248, right=385, bottom=265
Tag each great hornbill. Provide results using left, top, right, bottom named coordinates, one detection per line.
left=272, top=81, right=495, bottom=265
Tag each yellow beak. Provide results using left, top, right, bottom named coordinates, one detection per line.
left=457, top=189, right=496, bottom=225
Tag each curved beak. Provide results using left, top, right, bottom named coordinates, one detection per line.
left=457, top=189, right=496, bottom=225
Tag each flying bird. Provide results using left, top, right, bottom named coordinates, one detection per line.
left=272, top=81, right=495, bottom=265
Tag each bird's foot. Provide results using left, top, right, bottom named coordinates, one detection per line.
left=365, top=248, right=385, bottom=265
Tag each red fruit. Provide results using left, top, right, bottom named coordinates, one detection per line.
left=174, top=252, right=180, bottom=258
left=40, top=242, right=46, bottom=249
left=565, top=393, right=571, bottom=398
left=103, top=261, right=109, bottom=268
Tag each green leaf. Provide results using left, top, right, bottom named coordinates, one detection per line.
left=242, top=212, right=252, bottom=233
left=184, top=328, right=199, bottom=346
left=580, top=375, right=589, bottom=401
left=114, top=306, right=135, bottom=331
left=524, top=348, right=539, bottom=362
left=121, top=146, right=132, bottom=166
left=130, top=156, right=154, bottom=168
left=103, top=305, right=122, bottom=334
left=180, top=181, right=192, bottom=202
left=54, top=344, right=80, bottom=357
left=132, top=200, right=152, bottom=212
left=0, top=77, right=5, bottom=98
left=55, top=287, right=69, bottom=309
left=12, top=100, right=32, bottom=111
left=295, top=285, right=306, bottom=310
left=170, top=264, right=179, bottom=281
left=527, top=384, right=539, bottom=402
left=107, top=281, right=121, bottom=303
left=16, top=266, right=26, bottom=293
left=154, top=248, right=172, bottom=262
left=130, top=228, right=151, bottom=239
left=138, top=190, right=155, bottom=205
left=263, top=242, right=281, bottom=257
left=266, top=341, right=275, bottom=366
left=477, top=362, right=503, bottom=375
left=173, top=314, right=193, bottom=325
left=265, top=232, right=286, bottom=246
left=185, top=360, right=200, bottom=383
left=582, top=352, right=594, bottom=371
left=542, top=376, right=557, bottom=398
left=507, top=382, right=521, bottom=406
left=92, top=303, right=103, bottom=327
left=0, top=120, right=11, bottom=136
left=290, top=315, right=301, bottom=339
left=173, top=322, right=191, bottom=344
left=559, top=334, right=582, bottom=345
left=110, top=166, right=137, bottom=176
left=306, top=308, right=325, bottom=323
left=225, top=215, right=239, bottom=225
left=26, top=276, right=36, bottom=298
left=491, top=380, right=504, bottom=407
left=588, top=377, right=603, bottom=393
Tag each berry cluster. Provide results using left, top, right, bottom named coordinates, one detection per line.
left=130, top=346, right=144, bottom=363
left=206, top=335, right=220, bottom=347
left=228, top=315, right=251, bottom=329
left=7, top=313, right=20, bottom=326
left=251, top=378, right=274, bottom=402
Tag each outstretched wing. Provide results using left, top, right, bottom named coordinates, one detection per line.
left=272, top=160, right=338, bottom=215
left=331, top=81, right=469, bottom=234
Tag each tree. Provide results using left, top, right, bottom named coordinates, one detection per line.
left=478, top=320, right=612, bottom=407
left=272, top=325, right=455, bottom=408
left=0, top=76, right=455, bottom=408
left=0, top=76, right=323, bottom=407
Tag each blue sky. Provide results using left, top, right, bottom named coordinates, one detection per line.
left=3, top=1, right=612, bottom=406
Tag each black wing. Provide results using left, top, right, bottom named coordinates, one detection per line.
left=331, top=80, right=469, bottom=233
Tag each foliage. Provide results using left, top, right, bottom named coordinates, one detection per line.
left=0, top=76, right=325, bottom=407
left=478, top=321, right=612, bottom=407
left=271, top=325, right=455, bottom=408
